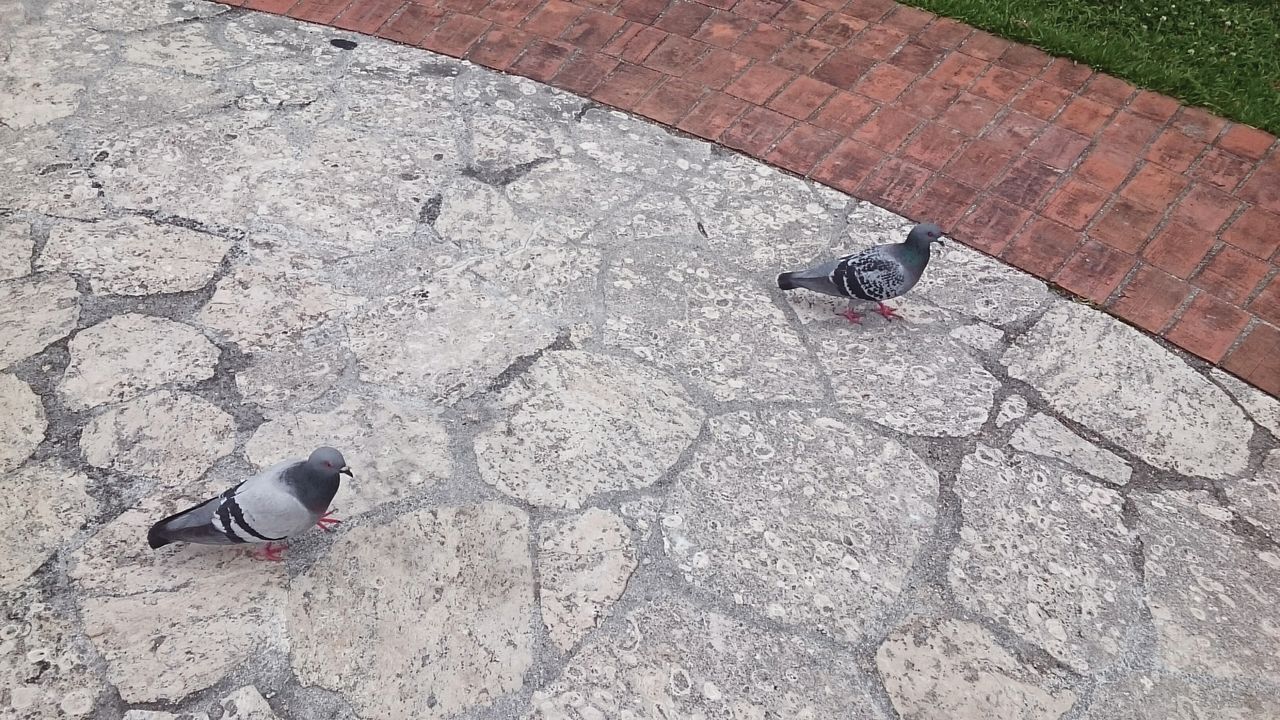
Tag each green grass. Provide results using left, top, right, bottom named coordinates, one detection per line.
left=899, top=0, right=1280, bottom=135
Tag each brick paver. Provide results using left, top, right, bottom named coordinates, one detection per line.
left=218, top=0, right=1280, bottom=397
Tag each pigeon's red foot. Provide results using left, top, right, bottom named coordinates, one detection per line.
left=315, top=510, right=342, bottom=532
left=252, top=542, right=285, bottom=562
left=876, top=302, right=901, bottom=320
left=838, top=307, right=863, bottom=325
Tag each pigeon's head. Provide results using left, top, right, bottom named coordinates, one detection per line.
left=906, top=223, right=946, bottom=251
left=308, top=446, right=353, bottom=479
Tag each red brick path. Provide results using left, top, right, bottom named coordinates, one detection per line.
left=219, top=0, right=1280, bottom=397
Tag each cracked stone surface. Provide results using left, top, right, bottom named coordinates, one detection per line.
left=290, top=502, right=533, bottom=720
left=0, top=582, right=102, bottom=719
left=121, top=686, right=279, bottom=720
left=80, top=390, right=235, bottom=489
left=0, top=221, right=33, bottom=280
left=2, top=0, right=1278, bottom=714
left=0, top=462, right=96, bottom=590
left=0, top=373, right=45, bottom=474
left=603, top=242, right=825, bottom=402
left=949, top=446, right=1144, bottom=673
left=347, top=274, right=560, bottom=404
left=1213, top=368, right=1280, bottom=439
left=38, top=217, right=232, bottom=296
left=527, top=595, right=886, bottom=719
left=70, top=500, right=288, bottom=703
left=876, top=615, right=1076, bottom=720
left=59, top=314, right=220, bottom=410
left=475, top=350, right=703, bottom=509
left=197, top=248, right=358, bottom=351
left=1080, top=673, right=1280, bottom=719
left=665, top=410, right=938, bottom=642
left=1009, top=413, right=1132, bottom=486
left=0, top=273, right=79, bottom=369
left=538, top=508, right=638, bottom=651
left=1135, top=491, right=1280, bottom=682
left=1222, top=450, right=1280, bottom=536
left=794, top=308, right=1000, bottom=437
left=1004, top=301, right=1252, bottom=479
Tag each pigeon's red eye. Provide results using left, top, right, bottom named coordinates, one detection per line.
left=927, top=231, right=937, bottom=237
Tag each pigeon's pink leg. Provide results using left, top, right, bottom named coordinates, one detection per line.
left=252, top=542, right=285, bottom=562
left=315, top=510, right=342, bottom=532
left=875, top=302, right=901, bottom=321
left=837, top=307, right=863, bottom=324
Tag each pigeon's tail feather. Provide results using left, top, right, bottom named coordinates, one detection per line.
left=777, top=272, right=800, bottom=291
left=147, top=496, right=227, bottom=549
left=147, top=525, right=173, bottom=549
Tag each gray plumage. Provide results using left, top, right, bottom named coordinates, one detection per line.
left=147, top=447, right=352, bottom=550
left=778, top=223, right=946, bottom=302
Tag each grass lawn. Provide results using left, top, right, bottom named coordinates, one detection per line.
left=899, top=0, right=1280, bottom=135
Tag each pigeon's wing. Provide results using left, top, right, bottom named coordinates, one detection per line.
left=836, top=246, right=907, bottom=301
left=213, top=461, right=317, bottom=542
left=147, top=492, right=240, bottom=548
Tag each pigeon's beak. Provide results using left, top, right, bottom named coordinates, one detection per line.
left=340, top=466, right=353, bottom=478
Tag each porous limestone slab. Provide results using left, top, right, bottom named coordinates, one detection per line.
left=0, top=273, right=78, bottom=369
left=949, top=445, right=1144, bottom=673
left=1222, top=450, right=1280, bottom=536
left=1135, top=491, right=1280, bottom=682
left=121, top=24, right=237, bottom=77
left=1081, top=673, right=1280, bottom=720
left=1003, top=301, right=1251, bottom=479
left=0, top=221, right=33, bottom=280
left=196, top=250, right=358, bottom=351
left=538, top=508, right=637, bottom=650
left=70, top=500, right=288, bottom=703
left=0, top=129, right=106, bottom=221
left=0, top=581, right=102, bottom=719
left=122, top=685, right=278, bottom=719
left=245, top=393, right=452, bottom=518
left=475, top=350, right=703, bottom=509
left=665, top=409, right=938, bottom=643
left=39, top=217, right=231, bottom=296
left=43, top=0, right=227, bottom=33
left=80, top=391, right=235, bottom=488
left=231, top=325, right=347, bottom=410
left=0, top=77, right=81, bottom=129
left=603, top=242, right=825, bottom=403
left=0, top=373, right=45, bottom=474
left=793, top=306, right=1000, bottom=437
left=0, top=462, right=95, bottom=590
left=92, top=110, right=301, bottom=227
left=1009, top=413, right=1132, bottom=485
left=1212, top=368, right=1280, bottom=438
left=913, top=242, right=1051, bottom=326
left=876, top=615, right=1076, bottom=720
left=526, top=595, right=886, bottom=718
left=684, top=153, right=845, bottom=273
left=347, top=274, right=560, bottom=404
left=290, top=503, right=533, bottom=720
left=60, top=314, right=219, bottom=410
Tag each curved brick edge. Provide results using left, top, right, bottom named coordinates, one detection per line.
left=219, top=0, right=1280, bottom=397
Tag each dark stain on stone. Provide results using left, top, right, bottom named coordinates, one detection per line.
left=418, top=194, right=442, bottom=225
left=330, top=38, right=358, bottom=50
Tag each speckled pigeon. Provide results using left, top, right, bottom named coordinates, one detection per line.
left=147, top=447, right=352, bottom=561
left=777, top=222, right=945, bottom=323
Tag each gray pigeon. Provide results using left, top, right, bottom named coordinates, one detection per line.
left=147, top=447, right=352, bottom=561
left=777, top=222, right=945, bottom=323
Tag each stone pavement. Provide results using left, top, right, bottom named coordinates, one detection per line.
left=209, top=0, right=1280, bottom=399
left=2, top=0, right=1280, bottom=718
